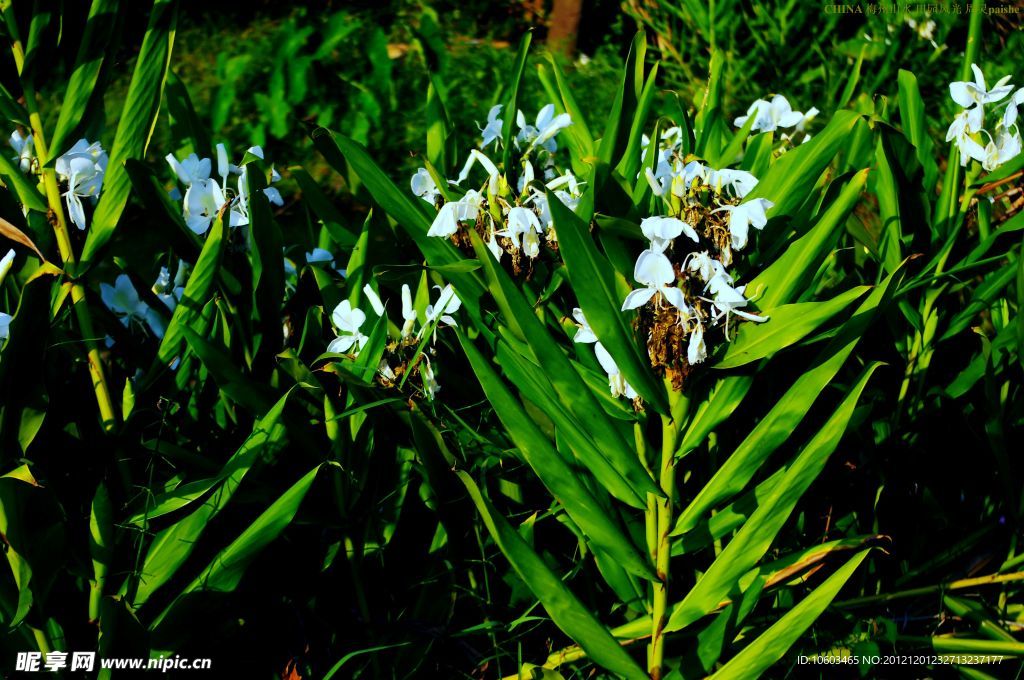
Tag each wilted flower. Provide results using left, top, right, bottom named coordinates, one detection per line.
left=56, top=138, right=107, bottom=230
left=687, top=321, right=707, bottom=365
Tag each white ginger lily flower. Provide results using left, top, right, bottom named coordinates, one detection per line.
left=708, top=168, right=759, bottom=199
left=713, top=198, right=773, bottom=251
left=704, top=274, right=767, bottom=338
left=621, top=249, right=688, bottom=312
left=166, top=152, right=212, bottom=186
left=56, top=139, right=108, bottom=230
left=421, top=357, right=440, bottom=400
left=10, top=130, right=34, bottom=173
left=327, top=300, right=368, bottom=354
left=734, top=95, right=806, bottom=132
left=0, top=248, right=14, bottom=285
left=427, top=190, right=485, bottom=238
left=1002, top=88, right=1024, bottom=130
left=946, top=106, right=985, bottom=146
left=687, top=321, right=707, bottom=365
left=594, top=342, right=637, bottom=400
left=152, top=266, right=184, bottom=313
left=480, top=105, right=503, bottom=149
left=401, top=284, right=417, bottom=339
left=100, top=274, right=166, bottom=338
left=571, top=307, right=598, bottom=344
left=456, top=149, right=501, bottom=195
left=516, top=104, right=572, bottom=153
left=411, top=168, right=439, bottom=203
left=796, top=107, right=820, bottom=133
left=500, top=206, right=543, bottom=257
left=423, top=284, right=461, bottom=333
left=950, top=64, right=1013, bottom=110
left=183, top=178, right=227, bottom=234
left=684, top=251, right=731, bottom=285
left=980, top=129, right=1023, bottom=172
left=640, top=216, right=699, bottom=252
left=0, top=312, right=10, bottom=342
left=362, top=284, right=385, bottom=316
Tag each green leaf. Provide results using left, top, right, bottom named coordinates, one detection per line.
left=128, top=391, right=291, bottom=608
left=548, top=189, right=669, bottom=414
left=598, top=31, right=646, bottom=165
left=152, top=463, right=327, bottom=630
left=47, top=0, right=119, bottom=161
left=458, top=331, right=656, bottom=580
left=289, top=165, right=358, bottom=249
left=748, top=169, right=868, bottom=309
left=457, top=472, right=648, bottom=680
left=0, top=149, right=47, bottom=212
left=246, top=160, right=285, bottom=359
left=708, top=550, right=871, bottom=679
left=666, top=362, right=882, bottom=632
left=88, top=483, right=113, bottom=623
left=674, top=265, right=902, bottom=535
left=166, top=69, right=213, bottom=159
left=80, top=0, right=177, bottom=267
left=715, top=285, right=869, bottom=369
left=500, top=33, right=532, bottom=172
left=181, top=326, right=276, bottom=414
left=746, top=111, right=862, bottom=220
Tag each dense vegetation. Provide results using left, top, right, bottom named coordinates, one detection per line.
left=0, top=1, right=1021, bottom=678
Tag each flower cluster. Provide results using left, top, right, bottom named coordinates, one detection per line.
left=416, top=105, right=577, bottom=277
left=574, top=131, right=770, bottom=398
left=100, top=262, right=188, bottom=340
left=946, top=63, right=1023, bottom=172
left=326, top=283, right=462, bottom=401
left=166, top=144, right=284, bottom=235
left=733, top=94, right=817, bottom=139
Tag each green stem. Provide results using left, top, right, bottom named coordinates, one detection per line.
left=5, top=15, right=118, bottom=430
left=649, top=408, right=679, bottom=679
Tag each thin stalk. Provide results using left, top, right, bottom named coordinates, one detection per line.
left=835, top=571, right=1024, bottom=608
left=11, top=57, right=118, bottom=430
left=649, top=406, right=679, bottom=680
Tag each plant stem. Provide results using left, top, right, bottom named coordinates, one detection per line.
left=10, top=39, right=118, bottom=430
left=649, top=411, right=677, bottom=679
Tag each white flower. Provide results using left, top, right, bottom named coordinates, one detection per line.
left=327, top=300, right=368, bottom=354
left=421, top=357, right=440, bottom=400
left=500, top=206, right=543, bottom=257
left=0, top=248, right=14, bottom=284
left=572, top=307, right=598, bottom=343
left=1002, top=88, right=1024, bottom=129
left=0, top=312, right=10, bottom=342
left=401, top=284, right=417, bottom=339
left=796, top=107, right=819, bottom=133
left=734, top=95, right=806, bottom=132
left=306, top=248, right=333, bottom=264
left=151, top=266, right=183, bottom=313
left=423, top=284, right=461, bottom=332
left=713, top=198, right=774, bottom=251
left=427, top=189, right=483, bottom=238
left=640, top=216, right=699, bottom=252
left=980, top=129, right=1023, bottom=171
left=594, top=342, right=637, bottom=400
left=183, top=178, right=227, bottom=234
left=480, top=104, right=503, bottom=149
left=950, top=64, right=1013, bottom=109
left=9, top=130, right=34, bottom=173
left=946, top=106, right=984, bottom=145
left=703, top=275, right=767, bottom=338
left=166, top=152, right=212, bottom=186
left=708, top=168, right=759, bottom=199
left=100, top=274, right=166, bottom=338
left=621, top=249, right=688, bottom=312
left=378, top=359, right=397, bottom=382
left=684, top=251, right=731, bottom=284
left=687, top=322, right=707, bottom=364
left=456, top=149, right=501, bottom=196
left=56, top=139, right=107, bottom=230
left=362, top=284, right=385, bottom=316
left=516, top=104, right=571, bottom=152
left=411, top=168, right=439, bottom=203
